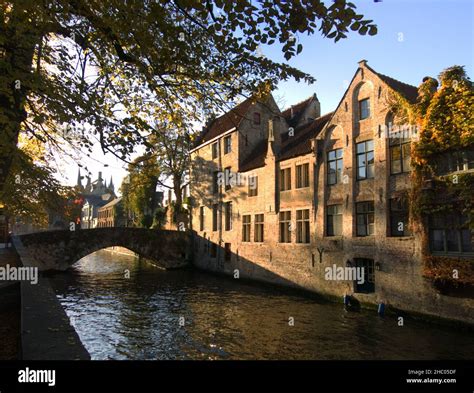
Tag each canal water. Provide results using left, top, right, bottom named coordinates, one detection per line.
left=49, top=249, right=474, bottom=360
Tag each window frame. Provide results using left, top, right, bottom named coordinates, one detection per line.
left=429, top=213, right=473, bottom=255
left=390, top=138, right=411, bottom=175
left=242, top=215, right=251, bottom=242
left=224, top=135, right=232, bottom=155
left=279, top=211, right=292, bottom=243
left=389, top=197, right=411, bottom=237
left=211, top=142, right=219, bottom=159
left=296, top=209, right=310, bottom=243
left=212, top=203, right=220, bottom=232
left=225, top=201, right=233, bottom=231
left=296, top=163, right=310, bottom=189
left=356, top=140, right=374, bottom=180
left=356, top=201, right=375, bottom=236
left=327, top=149, right=343, bottom=185
left=212, top=171, right=219, bottom=194
left=326, top=204, right=343, bottom=236
left=359, top=98, right=370, bottom=120
left=279, top=168, right=292, bottom=191
left=254, top=214, right=264, bottom=242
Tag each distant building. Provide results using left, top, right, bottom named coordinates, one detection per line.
left=97, top=197, right=125, bottom=228
left=78, top=171, right=117, bottom=229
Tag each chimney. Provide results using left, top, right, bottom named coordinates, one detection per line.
left=267, top=116, right=282, bottom=156
left=312, top=93, right=321, bottom=119
left=358, top=59, right=368, bottom=68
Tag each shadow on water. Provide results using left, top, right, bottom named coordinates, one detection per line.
left=48, top=248, right=474, bottom=360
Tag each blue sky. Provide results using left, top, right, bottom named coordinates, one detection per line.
left=272, top=0, right=474, bottom=114
left=63, top=0, right=473, bottom=190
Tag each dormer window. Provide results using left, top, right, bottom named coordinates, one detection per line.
left=253, top=112, right=261, bottom=125
left=359, top=98, right=370, bottom=120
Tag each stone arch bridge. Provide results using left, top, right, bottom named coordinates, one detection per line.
left=13, top=228, right=190, bottom=271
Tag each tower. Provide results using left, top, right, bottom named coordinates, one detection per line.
left=76, top=168, right=83, bottom=191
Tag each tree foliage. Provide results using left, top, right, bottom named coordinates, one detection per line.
left=120, top=153, right=160, bottom=228
left=414, top=66, right=474, bottom=164
left=0, top=0, right=377, bottom=200
left=0, top=134, right=79, bottom=225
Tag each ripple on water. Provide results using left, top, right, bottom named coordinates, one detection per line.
left=49, top=250, right=474, bottom=360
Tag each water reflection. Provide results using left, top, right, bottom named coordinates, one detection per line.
left=49, top=249, right=474, bottom=360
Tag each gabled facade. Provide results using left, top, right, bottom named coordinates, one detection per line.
left=189, top=60, right=474, bottom=324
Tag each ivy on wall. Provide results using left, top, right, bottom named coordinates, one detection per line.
left=390, top=66, right=474, bottom=290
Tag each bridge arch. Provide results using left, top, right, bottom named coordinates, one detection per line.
left=15, top=228, right=190, bottom=271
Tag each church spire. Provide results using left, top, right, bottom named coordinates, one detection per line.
left=76, top=168, right=82, bottom=186
left=76, top=167, right=83, bottom=191
left=109, top=176, right=114, bottom=191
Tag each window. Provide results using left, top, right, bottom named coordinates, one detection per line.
left=389, top=198, right=410, bottom=236
left=327, top=205, right=343, bottom=236
left=359, top=98, right=370, bottom=120
left=254, top=214, right=264, bottom=242
left=212, top=142, right=219, bottom=159
left=212, top=171, right=219, bottom=194
left=253, top=112, right=261, bottom=125
left=242, top=215, right=251, bottom=242
left=248, top=175, right=258, bottom=197
left=224, top=243, right=231, bottom=261
left=199, top=206, right=205, bottom=231
left=450, top=150, right=474, bottom=172
left=354, top=258, right=375, bottom=293
left=224, top=135, right=232, bottom=154
left=390, top=138, right=411, bottom=174
left=224, top=167, right=232, bottom=191
left=296, top=163, right=309, bottom=188
left=327, top=149, right=343, bottom=185
left=279, top=168, right=291, bottom=191
left=296, top=209, right=310, bottom=243
left=429, top=213, right=472, bottom=254
left=434, top=150, right=474, bottom=175
left=356, top=201, right=375, bottom=236
left=212, top=204, right=220, bottom=231
left=225, top=202, right=232, bottom=231
left=279, top=211, right=292, bottom=243
left=356, top=140, right=374, bottom=180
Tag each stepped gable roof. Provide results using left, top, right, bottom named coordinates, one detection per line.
left=281, top=94, right=315, bottom=127
left=366, top=65, right=419, bottom=103
left=240, top=139, right=268, bottom=172
left=193, top=97, right=255, bottom=147
left=278, top=112, right=333, bottom=162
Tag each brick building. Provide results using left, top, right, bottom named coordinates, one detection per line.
left=189, top=60, right=474, bottom=324
left=97, top=197, right=125, bottom=228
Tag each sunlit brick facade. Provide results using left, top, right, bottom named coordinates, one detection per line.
left=189, top=60, right=474, bottom=324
